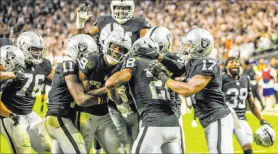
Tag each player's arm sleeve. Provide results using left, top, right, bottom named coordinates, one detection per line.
left=62, top=61, right=78, bottom=76
left=161, top=55, right=185, bottom=77
left=43, top=60, right=54, bottom=85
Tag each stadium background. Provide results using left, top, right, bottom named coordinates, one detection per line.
left=1, top=0, right=278, bottom=153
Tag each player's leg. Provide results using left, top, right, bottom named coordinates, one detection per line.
left=26, top=112, right=52, bottom=153
left=0, top=118, right=33, bottom=153
left=95, top=114, right=121, bottom=153
left=179, top=117, right=186, bottom=153
left=235, top=120, right=253, bottom=154
left=160, top=127, right=182, bottom=154
left=77, top=112, right=97, bottom=152
left=131, top=127, right=164, bottom=153
left=93, top=138, right=102, bottom=154
left=51, top=139, right=63, bottom=154
left=108, top=107, right=131, bottom=151
left=126, top=112, right=140, bottom=145
left=44, top=116, right=87, bottom=154
left=205, top=113, right=234, bottom=153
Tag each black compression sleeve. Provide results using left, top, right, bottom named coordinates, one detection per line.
left=161, top=56, right=185, bottom=77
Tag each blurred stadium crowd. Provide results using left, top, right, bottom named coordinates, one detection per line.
left=1, top=0, right=278, bottom=60
left=1, top=0, right=278, bottom=109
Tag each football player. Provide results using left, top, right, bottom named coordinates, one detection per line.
left=105, top=37, right=183, bottom=153
left=222, top=57, right=270, bottom=154
left=147, top=28, right=234, bottom=153
left=1, top=31, right=53, bottom=153
left=77, top=29, right=131, bottom=153
left=45, top=34, right=100, bottom=154
left=145, top=26, right=186, bottom=152
left=76, top=0, right=151, bottom=44
left=0, top=45, right=33, bottom=153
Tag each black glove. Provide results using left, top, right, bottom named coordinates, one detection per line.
left=260, top=119, right=271, bottom=127
left=148, top=63, right=170, bottom=84
left=14, top=70, right=25, bottom=81
left=137, top=46, right=160, bottom=59
left=165, top=52, right=179, bottom=60
left=9, top=113, right=20, bottom=126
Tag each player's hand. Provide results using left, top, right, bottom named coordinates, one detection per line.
left=260, top=119, right=271, bottom=127
left=117, top=102, right=133, bottom=118
left=137, top=46, right=160, bottom=59
left=76, top=4, right=92, bottom=29
left=9, top=113, right=20, bottom=126
left=148, top=63, right=169, bottom=84
left=14, top=69, right=25, bottom=81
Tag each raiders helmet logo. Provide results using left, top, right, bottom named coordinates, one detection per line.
left=78, top=42, right=88, bottom=52
left=201, top=38, right=210, bottom=48
left=6, top=51, right=16, bottom=61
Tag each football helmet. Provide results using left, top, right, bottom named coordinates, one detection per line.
left=254, top=124, right=276, bottom=147
left=178, top=28, right=214, bottom=59
left=111, top=0, right=135, bottom=24
left=99, top=23, right=124, bottom=47
left=16, top=31, right=45, bottom=65
left=131, top=37, right=159, bottom=58
left=0, top=45, right=25, bottom=71
left=102, top=29, right=132, bottom=65
left=145, top=26, right=173, bottom=54
left=66, top=34, right=98, bottom=60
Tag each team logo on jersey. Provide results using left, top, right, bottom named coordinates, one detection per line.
left=78, top=42, right=88, bottom=52
left=201, top=38, right=210, bottom=48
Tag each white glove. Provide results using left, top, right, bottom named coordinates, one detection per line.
left=117, top=102, right=133, bottom=118
left=76, top=4, right=92, bottom=29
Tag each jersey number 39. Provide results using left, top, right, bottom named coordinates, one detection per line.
left=226, top=88, right=248, bottom=109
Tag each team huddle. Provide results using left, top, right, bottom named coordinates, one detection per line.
left=0, top=0, right=276, bottom=154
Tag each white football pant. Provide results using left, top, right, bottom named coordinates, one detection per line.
left=0, top=117, right=33, bottom=153
left=205, top=113, right=234, bottom=153
left=44, top=116, right=87, bottom=154
left=76, top=112, right=120, bottom=153
left=132, top=127, right=182, bottom=153
left=20, top=112, right=52, bottom=153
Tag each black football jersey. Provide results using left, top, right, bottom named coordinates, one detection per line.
left=1, top=59, right=52, bottom=115
left=77, top=54, right=116, bottom=116
left=0, top=38, right=13, bottom=47
left=184, top=57, right=230, bottom=128
left=122, top=57, right=179, bottom=127
left=222, top=73, right=252, bottom=120
left=95, top=15, right=151, bottom=44
left=47, top=59, right=78, bottom=118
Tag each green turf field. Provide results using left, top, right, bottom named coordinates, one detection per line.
left=1, top=96, right=278, bottom=153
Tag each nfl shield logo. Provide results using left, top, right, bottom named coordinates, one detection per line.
left=201, top=38, right=210, bottom=48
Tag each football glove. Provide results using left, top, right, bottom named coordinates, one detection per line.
left=260, top=119, right=271, bottom=127
left=117, top=102, right=133, bottom=118
left=9, top=113, right=20, bottom=126
left=14, top=69, right=25, bottom=81
left=148, top=63, right=169, bottom=84
left=76, top=4, right=92, bottom=29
